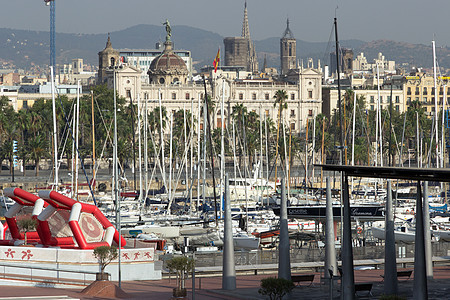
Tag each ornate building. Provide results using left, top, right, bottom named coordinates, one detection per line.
left=103, top=18, right=322, bottom=134
left=223, top=1, right=259, bottom=73
left=280, top=19, right=296, bottom=76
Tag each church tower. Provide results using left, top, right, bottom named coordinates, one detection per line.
left=280, top=19, right=296, bottom=75
left=224, top=1, right=258, bottom=73
left=98, top=34, right=119, bottom=84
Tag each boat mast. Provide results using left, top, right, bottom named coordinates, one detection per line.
left=137, top=95, right=143, bottom=204
left=158, top=89, right=167, bottom=190
left=197, top=93, right=201, bottom=213
left=75, top=80, right=80, bottom=200
left=432, top=40, right=440, bottom=167
left=50, top=66, right=58, bottom=188
left=91, top=90, right=96, bottom=187
left=144, top=93, right=148, bottom=206
left=221, top=80, right=225, bottom=218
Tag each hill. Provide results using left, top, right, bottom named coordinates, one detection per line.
left=0, top=24, right=449, bottom=73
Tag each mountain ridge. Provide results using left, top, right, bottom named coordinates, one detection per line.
left=0, top=24, right=448, bottom=72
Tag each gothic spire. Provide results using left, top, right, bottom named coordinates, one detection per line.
left=241, top=1, right=250, bottom=39
left=282, top=18, right=294, bottom=39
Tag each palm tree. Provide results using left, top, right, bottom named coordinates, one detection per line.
left=29, top=135, right=48, bottom=176
left=273, top=90, right=288, bottom=187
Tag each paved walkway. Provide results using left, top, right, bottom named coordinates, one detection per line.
left=1, top=266, right=450, bottom=299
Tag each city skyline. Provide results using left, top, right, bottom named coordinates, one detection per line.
left=1, top=0, right=449, bottom=47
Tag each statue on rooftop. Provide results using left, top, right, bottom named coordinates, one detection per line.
left=163, top=19, right=171, bottom=41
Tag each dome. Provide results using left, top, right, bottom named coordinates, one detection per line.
left=148, top=41, right=188, bottom=84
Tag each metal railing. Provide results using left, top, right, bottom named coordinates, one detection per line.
left=0, top=262, right=98, bottom=286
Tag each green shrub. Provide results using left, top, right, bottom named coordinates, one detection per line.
left=258, top=277, right=295, bottom=300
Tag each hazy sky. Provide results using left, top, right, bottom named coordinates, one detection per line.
left=2, top=0, right=450, bottom=46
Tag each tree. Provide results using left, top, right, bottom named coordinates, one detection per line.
left=93, top=246, right=118, bottom=277
left=166, top=256, right=195, bottom=297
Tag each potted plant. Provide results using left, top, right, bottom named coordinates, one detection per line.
left=258, top=277, right=295, bottom=300
left=17, top=217, right=37, bottom=246
left=93, top=245, right=118, bottom=281
left=166, top=256, right=195, bottom=298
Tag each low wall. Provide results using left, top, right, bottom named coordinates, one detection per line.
left=0, top=246, right=161, bottom=281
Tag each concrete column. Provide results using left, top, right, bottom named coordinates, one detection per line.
left=278, top=178, right=291, bottom=280
left=384, top=180, right=398, bottom=295
left=341, top=174, right=355, bottom=300
left=413, top=181, right=428, bottom=299
left=325, top=177, right=338, bottom=278
left=222, top=174, right=236, bottom=290
left=423, top=181, right=433, bottom=279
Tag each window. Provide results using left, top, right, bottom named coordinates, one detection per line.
left=239, top=93, right=243, bottom=100
left=407, top=97, right=411, bottom=104
left=265, top=93, right=269, bottom=100
left=265, top=110, right=269, bottom=117
left=144, top=92, right=149, bottom=100
left=200, top=123, right=203, bottom=130
left=308, top=91, right=313, bottom=99
left=291, top=93, right=295, bottom=100
left=290, top=123, right=295, bottom=130
left=415, top=87, right=419, bottom=95
left=432, top=87, right=435, bottom=95
left=290, top=109, right=295, bottom=117
left=395, top=105, right=399, bottom=112
left=395, top=96, right=400, bottom=103
left=172, top=93, right=176, bottom=100
left=423, top=87, right=428, bottom=95
left=217, top=109, right=221, bottom=116
left=126, top=89, right=131, bottom=99
left=424, top=97, right=427, bottom=103
left=407, top=87, right=411, bottom=95
left=22, top=100, right=28, bottom=109
left=440, top=87, right=444, bottom=95
left=380, top=96, right=383, bottom=102
left=387, top=96, right=391, bottom=102
left=217, top=118, right=222, bottom=128
left=370, top=105, right=374, bottom=110
left=308, top=109, right=313, bottom=116
left=159, top=78, right=165, bottom=84
left=185, top=93, right=190, bottom=100
left=252, top=93, right=257, bottom=100
left=370, top=96, right=374, bottom=103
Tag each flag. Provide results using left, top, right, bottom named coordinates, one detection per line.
left=213, top=48, right=220, bottom=73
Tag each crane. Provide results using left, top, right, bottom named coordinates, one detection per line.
left=44, top=0, right=55, bottom=68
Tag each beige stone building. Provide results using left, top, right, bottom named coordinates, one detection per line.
left=403, top=74, right=450, bottom=116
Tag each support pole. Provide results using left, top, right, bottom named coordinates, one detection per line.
left=222, top=174, right=236, bottom=290
left=325, top=176, right=338, bottom=279
left=278, top=178, right=291, bottom=280
left=384, top=180, right=398, bottom=295
left=341, top=174, right=355, bottom=299
left=413, top=181, right=428, bottom=299
left=423, top=181, right=433, bottom=279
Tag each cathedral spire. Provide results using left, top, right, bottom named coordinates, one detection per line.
left=282, top=18, right=294, bottom=39
left=241, top=1, right=250, bottom=39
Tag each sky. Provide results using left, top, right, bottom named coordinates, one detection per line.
left=2, top=0, right=450, bottom=46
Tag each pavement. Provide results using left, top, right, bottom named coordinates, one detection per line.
left=1, top=266, right=450, bottom=299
